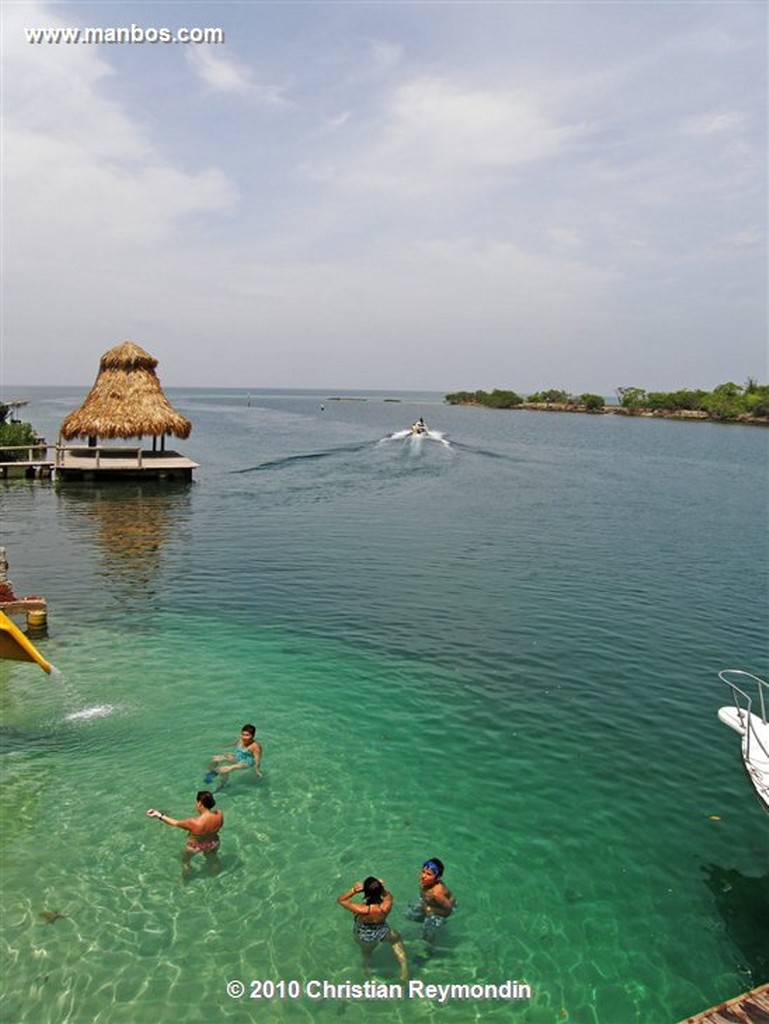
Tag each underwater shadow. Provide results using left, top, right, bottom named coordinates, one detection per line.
left=702, top=862, right=769, bottom=984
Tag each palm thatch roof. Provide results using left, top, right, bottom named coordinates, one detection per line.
left=59, top=342, right=192, bottom=441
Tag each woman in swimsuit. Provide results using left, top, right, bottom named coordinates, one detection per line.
left=205, top=723, right=262, bottom=789
left=337, top=877, right=408, bottom=981
left=146, top=790, right=223, bottom=881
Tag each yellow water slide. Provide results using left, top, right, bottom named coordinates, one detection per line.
left=0, top=610, right=53, bottom=674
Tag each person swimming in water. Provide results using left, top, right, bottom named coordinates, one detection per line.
left=406, top=857, right=456, bottom=944
left=204, top=723, right=262, bottom=789
left=146, top=790, right=223, bottom=882
left=337, top=876, right=408, bottom=980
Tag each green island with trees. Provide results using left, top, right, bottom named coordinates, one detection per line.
left=444, top=380, right=769, bottom=424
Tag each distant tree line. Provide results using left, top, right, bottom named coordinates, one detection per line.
left=444, top=380, right=769, bottom=422
left=444, top=388, right=607, bottom=411
left=615, top=380, right=769, bottom=419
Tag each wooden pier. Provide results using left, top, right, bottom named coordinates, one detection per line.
left=0, top=443, right=198, bottom=481
left=0, top=443, right=54, bottom=479
left=678, top=984, right=769, bottom=1024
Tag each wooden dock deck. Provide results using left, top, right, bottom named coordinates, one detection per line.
left=0, top=460, right=54, bottom=479
left=0, top=444, right=198, bottom=481
left=678, top=984, right=769, bottom=1024
left=55, top=447, right=198, bottom=480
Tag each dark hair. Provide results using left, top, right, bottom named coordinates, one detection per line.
left=197, top=790, right=216, bottom=809
left=363, top=877, right=385, bottom=904
left=423, top=857, right=444, bottom=878
left=242, top=724, right=256, bottom=737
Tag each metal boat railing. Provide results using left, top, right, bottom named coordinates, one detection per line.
left=719, top=669, right=769, bottom=763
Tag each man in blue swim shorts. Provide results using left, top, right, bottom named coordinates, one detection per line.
left=406, top=857, right=456, bottom=944
left=205, top=723, right=262, bottom=788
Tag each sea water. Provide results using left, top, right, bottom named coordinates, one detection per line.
left=0, top=387, right=767, bottom=1024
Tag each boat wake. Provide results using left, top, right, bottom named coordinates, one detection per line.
left=235, top=442, right=373, bottom=474
left=233, top=433, right=517, bottom=480
left=381, top=429, right=451, bottom=447
left=231, top=432, right=518, bottom=479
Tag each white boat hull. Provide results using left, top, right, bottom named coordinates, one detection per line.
left=718, top=699, right=769, bottom=813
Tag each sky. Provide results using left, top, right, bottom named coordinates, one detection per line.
left=1, top=0, right=766, bottom=394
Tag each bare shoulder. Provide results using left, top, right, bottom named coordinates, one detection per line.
left=439, top=882, right=455, bottom=900
left=203, top=810, right=223, bottom=830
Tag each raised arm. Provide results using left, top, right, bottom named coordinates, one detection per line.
left=337, top=882, right=368, bottom=915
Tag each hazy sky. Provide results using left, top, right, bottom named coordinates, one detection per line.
left=1, top=1, right=766, bottom=393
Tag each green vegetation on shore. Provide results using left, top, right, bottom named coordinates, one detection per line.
left=445, top=380, right=769, bottom=423
left=0, top=404, right=40, bottom=460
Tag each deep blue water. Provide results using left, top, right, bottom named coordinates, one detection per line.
left=1, top=387, right=767, bottom=1024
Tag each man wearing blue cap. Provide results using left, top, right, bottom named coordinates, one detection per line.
left=406, top=857, right=456, bottom=944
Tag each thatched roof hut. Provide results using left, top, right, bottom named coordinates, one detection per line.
left=59, top=342, right=191, bottom=441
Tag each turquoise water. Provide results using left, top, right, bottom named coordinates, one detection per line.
left=1, top=387, right=767, bottom=1024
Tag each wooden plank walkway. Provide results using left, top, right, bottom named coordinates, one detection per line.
left=0, top=447, right=198, bottom=480
left=0, top=599, right=47, bottom=614
left=679, top=984, right=769, bottom=1024
left=57, top=449, right=198, bottom=475
left=0, top=460, right=54, bottom=478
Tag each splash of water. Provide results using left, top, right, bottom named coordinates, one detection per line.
left=64, top=704, right=117, bottom=722
left=382, top=428, right=451, bottom=447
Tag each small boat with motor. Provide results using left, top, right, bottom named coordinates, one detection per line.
left=381, top=421, right=449, bottom=446
left=717, top=669, right=769, bottom=813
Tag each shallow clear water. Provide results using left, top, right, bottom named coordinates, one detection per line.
left=1, top=387, right=767, bottom=1024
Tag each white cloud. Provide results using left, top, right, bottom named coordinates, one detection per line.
left=3, top=3, right=237, bottom=256
left=186, top=47, right=253, bottom=93
left=4, top=5, right=145, bottom=161
left=1, top=1, right=240, bottom=391
left=547, top=228, right=583, bottom=253
left=325, top=111, right=352, bottom=130
left=720, top=228, right=765, bottom=249
left=6, top=129, right=232, bottom=248
left=2, top=1, right=765, bottom=391
left=227, top=238, right=618, bottom=355
left=323, top=76, right=579, bottom=196
left=682, top=111, right=746, bottom=135
left=369, top=39, right=403, bottom=74
left=343, top=36, right=404, bottom=84
left=671, top=25, right=745, bottom=57
left=185, top=47, right=288, bottom=104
